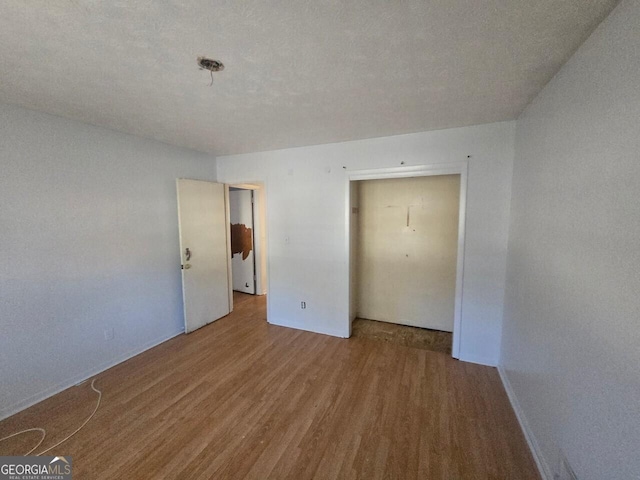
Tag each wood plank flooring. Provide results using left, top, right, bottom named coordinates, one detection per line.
left=0, top=293, right=539, bottom=479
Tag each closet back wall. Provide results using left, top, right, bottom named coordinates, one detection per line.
left=356, top=175, right=460, bottom=332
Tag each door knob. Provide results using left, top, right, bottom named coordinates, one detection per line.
left=185, top=248, right=191, bottom=261
left=183, top=264, right=191, bottom=270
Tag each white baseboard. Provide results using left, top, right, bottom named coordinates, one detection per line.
left=458, top=353, right=497, bottom=367
left=498, top=365, right=553, bottom=480
left=0, top=329, right=184, bottom=421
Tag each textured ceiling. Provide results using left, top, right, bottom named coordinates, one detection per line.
left=0, top=0, right=619, bottom=155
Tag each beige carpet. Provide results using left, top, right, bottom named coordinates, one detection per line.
left=352, top=318, right=452, bottom=354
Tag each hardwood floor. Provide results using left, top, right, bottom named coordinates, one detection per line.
left=0, top=293, right=539, bottom=479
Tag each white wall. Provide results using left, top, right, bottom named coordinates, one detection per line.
left=500, top=0, right=640, bottom=478
left=217, top=121, right=515, bottom=365
left=0, top=103, right=217, bottom=419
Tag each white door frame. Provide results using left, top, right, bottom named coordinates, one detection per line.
left=346, top=162, right=468, bottom=359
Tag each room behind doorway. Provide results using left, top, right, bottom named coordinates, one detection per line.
left=229, top=187, right=256, bottom=295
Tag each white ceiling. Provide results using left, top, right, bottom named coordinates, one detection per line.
left=0, top=0, right=619, bottom=156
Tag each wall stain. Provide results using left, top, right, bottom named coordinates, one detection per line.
left=230, top=223, right=253, bottom=260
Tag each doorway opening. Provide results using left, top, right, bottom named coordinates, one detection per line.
left=347, top=164, right=467, bottom=358
left=229, top=187, right=257, bottom=295
left=228, top=183, right=267, bottom=306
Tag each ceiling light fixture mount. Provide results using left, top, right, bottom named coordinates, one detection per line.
left=197, top=57, right=224, bottom=72
left=198, top=57, right=224, bottom=86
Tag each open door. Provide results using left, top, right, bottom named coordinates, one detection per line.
left=176, top=179, right=232, bottom=333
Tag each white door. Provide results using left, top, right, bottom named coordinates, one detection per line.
left=176, top=179, right=232, bottom=333
left=229, top=189, right=256, bottom=294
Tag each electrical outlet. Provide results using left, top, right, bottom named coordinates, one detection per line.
left=301, top=301, right=306, bottom=309
left=104, top=327, right=114, bottom=341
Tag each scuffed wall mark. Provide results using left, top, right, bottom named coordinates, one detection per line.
left=230, top=223, right=253, bottom=260
left=406, top=205, right=415, bottom=227
left=408, top=196, right=426, bottom=227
